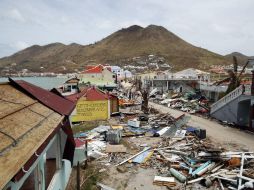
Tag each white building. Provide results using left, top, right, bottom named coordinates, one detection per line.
left=110, top=66, right=124, bottom=78
left=107, top=66, right=133, bottom=80
left=174, top=68, right=210, bottom=82
left=123, top=70, right=133, bottom=78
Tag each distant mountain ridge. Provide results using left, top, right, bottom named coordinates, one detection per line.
left=0, top=24, right=252, bottom=74
left=225, top=52, right=254, bottom=65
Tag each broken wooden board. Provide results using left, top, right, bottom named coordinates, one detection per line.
left=105, top=144, right=127, bottom=153
left=153, top=176, right=176, bottom=187
left=111, top=125, right=124, bottom=130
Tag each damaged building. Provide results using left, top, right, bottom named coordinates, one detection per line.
left=0, top=79, right=75, bottom=190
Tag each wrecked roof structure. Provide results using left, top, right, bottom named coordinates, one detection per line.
left=0, top=79, right=75, bottom=189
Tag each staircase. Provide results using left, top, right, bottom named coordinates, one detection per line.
left=210, top=85, right=244, bottom=114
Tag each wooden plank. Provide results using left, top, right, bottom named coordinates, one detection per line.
left=154, top=176, right=175, bottom=183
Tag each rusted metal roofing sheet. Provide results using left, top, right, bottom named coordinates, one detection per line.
left=9, top=78, right=75, bottom=116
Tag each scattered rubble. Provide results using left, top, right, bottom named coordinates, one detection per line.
left=151, top=90, right=210, bottom=116
left=73, top=104, right=254, bottom=190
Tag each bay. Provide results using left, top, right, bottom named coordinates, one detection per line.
left=0, top=77, right=67, bottom=90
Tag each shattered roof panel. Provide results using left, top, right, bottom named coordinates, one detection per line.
left=0, top=83, right=63, bottom=190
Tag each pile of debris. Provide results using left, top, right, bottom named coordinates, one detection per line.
left=151, top=91, right=210, bottom=115
left=74, top=112, right=254, bottom=189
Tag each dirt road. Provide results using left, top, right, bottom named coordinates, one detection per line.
left=149, top=102, right=254, bottom=151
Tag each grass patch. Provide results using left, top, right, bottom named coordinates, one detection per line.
left=72, top=120, right=110, bottom=134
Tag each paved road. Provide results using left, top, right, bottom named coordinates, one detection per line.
left=149, top=102, right=254, bottom=151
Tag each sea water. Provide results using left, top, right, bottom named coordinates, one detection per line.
left=0, top=77, right=67, bottom=90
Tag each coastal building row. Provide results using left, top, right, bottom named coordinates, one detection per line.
left=76, top=64, right=132, bottom=90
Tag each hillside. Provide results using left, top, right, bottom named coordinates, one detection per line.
left=0, top=24, right=238, bottom=74
left=225, top=52, right=254, bottom=65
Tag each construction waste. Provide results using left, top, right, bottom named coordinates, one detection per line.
left=150, top=90, right=210, bottom=115
left=74, top=108, right=254, bottom=189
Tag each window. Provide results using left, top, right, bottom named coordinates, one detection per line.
left=66, top=85, right=71, bottom=92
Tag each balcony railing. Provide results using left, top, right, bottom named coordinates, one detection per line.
left=210, top=85, right=245, bottom=114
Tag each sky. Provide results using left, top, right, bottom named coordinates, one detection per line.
left=0, top=0, right=253, bottom=58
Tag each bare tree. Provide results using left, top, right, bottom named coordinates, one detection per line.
left=214, top=56, right=250, bottom=95
left=134, top=76, right=150, bottom=113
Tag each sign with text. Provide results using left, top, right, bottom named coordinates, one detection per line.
left=71, top=100, right=108, bottom=122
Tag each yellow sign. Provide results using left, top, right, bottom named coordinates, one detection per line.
left=71, top=100, right=108, bottom=122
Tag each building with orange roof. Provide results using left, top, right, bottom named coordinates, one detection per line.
left=78, top=65, right=117, bottom=90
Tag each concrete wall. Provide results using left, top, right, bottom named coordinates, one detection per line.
left=151, top=80, right=196, bottom=93
left=211, top=95, right=251, bottom=126
left=78, top=69, right=115, bottom=83
left=237, top=99, right=250, bottom=126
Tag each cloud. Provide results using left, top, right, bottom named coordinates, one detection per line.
left=0, top=43, right=17, bottom=57
left=11, top=41, right=29, bottom=50
left=0, top=0, right=253, bottom=57
left=7, top=8, right=26, bottom=22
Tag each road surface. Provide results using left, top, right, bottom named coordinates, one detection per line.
left=149, top=102, right=254, bottom=151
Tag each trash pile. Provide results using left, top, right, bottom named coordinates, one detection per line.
left=74, top=112, right=254, bottom=189
left=118, top=81, right=142, bottom=107
left=151, top=91, right=210, bottom=115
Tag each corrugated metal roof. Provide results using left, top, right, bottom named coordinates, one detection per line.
left=65, top=86, right=109, bottom=102
left=9, top=78, right=74, bottom=116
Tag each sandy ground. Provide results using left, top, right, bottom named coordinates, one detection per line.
left=101, top=166, right=168, bottom=190
left=125, top=168, right=167, bottom=190
left=99, top=136, right=168, bottom=190
left=149, top=101, right=254, bottom=151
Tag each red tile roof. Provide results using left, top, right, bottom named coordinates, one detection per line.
left=9, top=78, right=75, bottom=116
left=82, top=65, right=104, bottom=74
left=65, top=86, right=109, bottom=103
left=82, top=64, right=112, bottom=74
